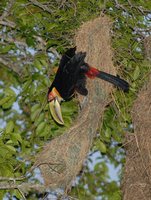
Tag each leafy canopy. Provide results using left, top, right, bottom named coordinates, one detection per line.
left=0, top=0, right=151, bottom=199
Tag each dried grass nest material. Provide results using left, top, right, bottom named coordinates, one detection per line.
left=34, top=15, right=116, bottom=191
left=122, top=74, right=151, bottom=200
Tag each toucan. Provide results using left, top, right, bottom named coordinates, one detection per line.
left=48, top=47, right=129, bottom=125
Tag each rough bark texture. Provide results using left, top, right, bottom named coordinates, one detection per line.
left=34, top=15, right=116, bottom=191
left=122, top=37, right=151, bottom=200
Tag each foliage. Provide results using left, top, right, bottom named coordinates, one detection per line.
left=0, top=0, right=151, bottom=199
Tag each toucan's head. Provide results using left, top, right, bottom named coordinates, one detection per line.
left=48, top=87, right=64, bottom=125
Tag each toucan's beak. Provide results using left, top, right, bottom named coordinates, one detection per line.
left=49, top=97, right=64, bottom=125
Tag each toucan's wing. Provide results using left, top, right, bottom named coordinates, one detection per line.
left=49, top=51, right=87, bottom=100
left=59, top=47, right=76, bottom=70
left=48, top=47, right=76, bottom=98
left=75, top=76, right=88, bottom=96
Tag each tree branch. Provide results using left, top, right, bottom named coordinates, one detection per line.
left=0, top=176, right=47, bottom=193
left=0, top=34, right=27, bottom=47
left=0, top=182, right=46, bottom=193
left=28, top=0, right=52, bottom=14
left=127, top=0, right=151, bottom=15
left=0, top=0, right=16, bottom=20
left=0, top=176, right=25, bottom=182
left=0, top=0, right=16, bottom=28
left=0, top=20, right=16, bottom=28
left=0, top=57, right=22, bottom=76
left=114, top=0, right=128, bottom=12
left=115, top=0, right=151, bottom=15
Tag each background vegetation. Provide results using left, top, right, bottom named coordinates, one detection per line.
left=0, top=0, right=151, bottom=199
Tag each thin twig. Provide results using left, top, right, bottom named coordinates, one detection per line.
left=0, top=182, right=47, bottom=192
left=0, top=0, right=16, bottom=28
left=33, top=161, right=63, bottom=174
left=0, top=183, right=18, bottom=190
left=17, top=187, right=27, bottom=200
left=0, top=57, right=22, bottom=76
left=127, top=0, right=151, bottom=15
left=0, top=0, right=16, bottom=20
left=0, top=34, right=27, bottom=47
left=0, top=20, right=16, bottom=28
left=28, top=0, right=52, bottom=14
left=114, top=0, right=127, bottom=12
left=0, top=176, right=25, bottom=182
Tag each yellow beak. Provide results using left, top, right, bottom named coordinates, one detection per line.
left=49, top=97, right=64, bottom=125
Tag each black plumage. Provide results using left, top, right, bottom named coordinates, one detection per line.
left=48, top=47, right=88, bottom=100
left=48, top=47, right=129, bottom=101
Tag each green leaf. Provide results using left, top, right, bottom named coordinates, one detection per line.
left=0, top=162, right=14, bottom=176
left=11, top=133, right=22, bottom=144
left=0, top=128, right=3, bottom=134
left=31, top=108, right=41, bottom=122
left=0, top=45, right=14, bottom=53
left=42, top=77, right=51, bottom=87
left=31, top=103, right=41, bottom=113
left=5, top=145, right=16, bottom=153
left=26, top=37, right=35, bottom=46
left=34, top=60, right=42, bottom=70
left=0, top=96, right=10, bottom=106
left=133, top=65, right=140, bottom=80
left=5, top=88, right=16, bottom=97
left=36, top=121, right=47, bottom=135
left=105, top=127, right=111, bottom=139
left=40, top=59, right=48, bottom=68
left=22, top=79, right=32, bottom=91
left=112, top=130, right=122, bottom=142
left=38, top=124, right=51, bottom=137
left=6, top=140, right=13, bottom=145
left=2, top=97, right=16, bottom=109
left=34, top=113, right=45, bottom=126
left=6, top=121, right=14, bottom=134
left=96, top=141, right=107, bottom=153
